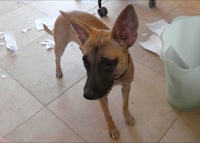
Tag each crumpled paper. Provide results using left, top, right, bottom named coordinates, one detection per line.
left=140, top=19, right=169, bottom=55
left=139, top=34, right=162, bottom=55
left=1, top=73, right=7, bottom=79
left=4, top=32, right=18, bottom=56
left=40, top=39, right=55, bottom=50
left=21, top=28, right=32, bottom=33
left=34, top=17, right=56, bottom=31
left=146, top=19, right=169, bottom=36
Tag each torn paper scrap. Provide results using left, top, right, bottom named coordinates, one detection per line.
left=146, top=19, right=169, bottom=36
left=139, top=34, right=162, bottom=55
left=34, top=17, right=56, bottom=31
left=28, top=17, right=31, bottom=23
left=40, top=39, right=55, bottom=50
left=142, top=33, right=147, bottom=36
left=1, top=73, right=7, bottom=79
left=21, top=28, right=32, bottom=33
left=4, top=32, right=18, bottom=52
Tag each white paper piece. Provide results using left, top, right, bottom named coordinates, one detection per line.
left=0, top=42, right=4, bottom=46
left=139, top=34, right=162, bottom=55
left=28, top=17, right=31, bottom=23
left=4, top=32, right=18, bottom=52
left=21, top=28, right=32, bottom=33
left=34, top=17, right=56, bottom=31
left=142, top=33, right=147, bottom=36
left=146, top=19, right=169, bottom=35
left=40, top=39, right=55, bottom=50
left=1, top=73, right=7, bottom=79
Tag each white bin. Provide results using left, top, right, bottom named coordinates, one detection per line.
left=160, top=16, right=200, bottom=111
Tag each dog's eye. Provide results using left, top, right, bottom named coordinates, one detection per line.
left=82, top=55, right=90, bottom=70
left=101, top=58, right=118, bottom=70
left=104, top=60, right=116, bottom=67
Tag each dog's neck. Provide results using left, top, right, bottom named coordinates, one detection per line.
left=114, top=54, right=130, bottom=80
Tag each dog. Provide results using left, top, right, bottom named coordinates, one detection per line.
left=43, top=4, right=139, bottom=139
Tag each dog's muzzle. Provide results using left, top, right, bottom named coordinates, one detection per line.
left=83, top=74, right=114, bottom=100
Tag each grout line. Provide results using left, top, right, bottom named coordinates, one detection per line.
left=26, top=3, right=51, bottom=17
left=158, top=112, right=183, bottom=142
left=4, top=106, right=45, bottom=138
left=0, top=2, right=26, bottom=16
left=162, top=0, right=186, bottom=20
left=47, top=107, right=87, bottom=142
left=45, top=75, right=86, bottom=107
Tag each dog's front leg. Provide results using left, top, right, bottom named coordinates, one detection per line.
left=99, top=96, right=119, bottom=139
left=121, top=83, right=135, bottom=125
left=55, top=46, right=64, bottom=78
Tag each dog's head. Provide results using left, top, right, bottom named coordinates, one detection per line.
left=60, top=4, right=139, bottom=100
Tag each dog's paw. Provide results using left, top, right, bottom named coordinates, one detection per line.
left=124, top=112, right=135, bottom=125
left=109, top=127, right=119, bottom=139
left=56, top=71, right=63, bottom=78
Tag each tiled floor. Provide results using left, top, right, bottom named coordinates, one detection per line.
left=0, top=0, right=200, bottom=142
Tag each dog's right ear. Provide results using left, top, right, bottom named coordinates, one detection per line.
left=60, top=11, right=92, bottom=45
left=111, top=4, right=139, bottom=50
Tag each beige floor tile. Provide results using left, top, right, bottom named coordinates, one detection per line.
left=0, top=67, right=43, bottom=136
left=28, top=0, right=103, bottom=16
left=164, top=1, right=200, bottom=23
left=6, top=108, right=84, bottom=142
left=0, top=5, right=47, bottom=60
left=0, top=1, right=25, bottom=15
left=0, top=35, right=86, bottom=105
left=133, top=0, right=184, bottom=21
left=48, top=61, right=180, bottom=142
left=0, top=136, right=8, bottom=143
left=161, top=110, right=200, bottom=142
left=171, top=1, right=200, bottom=16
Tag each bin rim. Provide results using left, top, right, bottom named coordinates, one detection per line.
left=159, top=15, right=200, bottom=72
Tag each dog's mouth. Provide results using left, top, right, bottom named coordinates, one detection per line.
left=83, top=78, right=114, bottom=100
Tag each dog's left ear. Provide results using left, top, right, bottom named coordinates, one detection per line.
left=60, top=11, right=92, bottom=45
left=111, top=4, right=139, bottom=50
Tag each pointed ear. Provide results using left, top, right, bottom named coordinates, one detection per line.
left=60, top=11, right=91, bottom=45
left=111, top=4, right=139, bottom=49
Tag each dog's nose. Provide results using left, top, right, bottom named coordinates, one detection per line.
left=83, top=89, right=97, bottom=100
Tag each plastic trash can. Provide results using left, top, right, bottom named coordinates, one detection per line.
left=160, top=16, right=200, bottom=111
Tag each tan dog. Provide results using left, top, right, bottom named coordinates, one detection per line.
left=44, top=4, right=139, bottom=139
